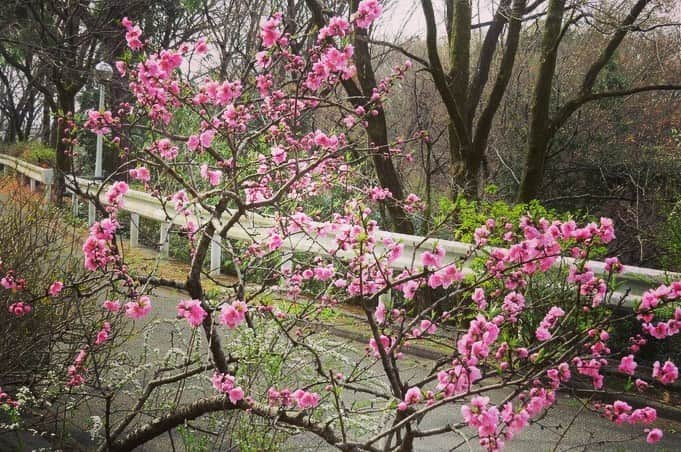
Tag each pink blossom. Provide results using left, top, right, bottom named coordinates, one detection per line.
left=605, top=256, right=623, bottom=274
left=200, top=164, right=222, bottom=186
left=8, top=302, right=31, bottom=317
left=271, top=145, right=287, bottom=164
left=177, top=299, right=207, bottom=327
left=102, top=300, right=121, bottom=312
left=187, top=135, right=200, bottom=151
left=403, top=387, right=421, bottom=405
left=472, top=288, right=487, bottom=310
left=260, top=14, right=283, bottom=48
left=125, top=296, right=152, bottom=320
left=652, top=360, right=678, bottom=385
left=219, top=300, right=247, bottom=329
left=375, top=300, right=386, bottom=325
left=211, top=372, right=244, bottom=404
left=95, top=322, right=111, bottom=345
left=195, top=37, right=208, bottom=54
left=647, top=428, right=663, bottom=444
left=352, top=0, right=382, bottom=29
left=292, top=389, right=320, bottom=409
left=48, top=281, right=64, bottom=296
left=618, top=355, right=637, bottom=376
left=421, top=245, right=445, bottom=268
left=199, top=129, right=216, bottom=148
left=129, top=166, right=151, bottom=182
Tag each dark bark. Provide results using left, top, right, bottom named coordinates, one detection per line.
left=472, top=0, right=526, bottom=161
left=53, top=90, right=75, bottom=204
left=516, top=0, right=664, bottom=202
left=109, top=396, right=342, bottom=452
left=446, top=0, right=473, bottom=194
left=422, top=0, right=522, bottom=198
left=516, top=0, right=566, bottom=202
left=305, top=0, right=414, bottom=234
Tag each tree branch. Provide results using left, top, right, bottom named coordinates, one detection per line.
left=420, top=0, right=470, bottom=147
left=551, top=84, right=681, bottom=134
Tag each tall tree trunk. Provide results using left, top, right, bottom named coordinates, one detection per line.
left=447, top=0, right=473, bottom=196
left=472, top=0, right=526, bottom=159
left=53, top=90, right=75, bottom=204
left=516, top=0, right=566, bottom=202
left=41, top=96, right=51, bottom=145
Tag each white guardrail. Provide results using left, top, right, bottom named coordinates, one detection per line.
left=1, top=153, right=678, bottom=300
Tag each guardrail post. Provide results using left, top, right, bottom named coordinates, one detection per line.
left=88, top=201, right=96, bottom=225
left=130, top=214, right=140, bottom=248
left=44, top=182, right=52, bottom=205
left=72, top=193, right=79, bottom=217
left=159, top=222, right=170, bottom=258
left=29, top=178, right=36, bottom=192
left=210, top=233, right=222, bottom=276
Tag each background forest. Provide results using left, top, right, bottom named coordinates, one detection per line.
left=1, top=0, right=680, bottom=269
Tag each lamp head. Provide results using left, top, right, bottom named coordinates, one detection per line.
left=94, top=61, right=114, bottom=82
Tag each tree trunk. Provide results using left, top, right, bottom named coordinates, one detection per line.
left=349, top=0, right=414, bottom=234
left=447, top=0, right=473, bottom=196
left=41, top=96, right=51, bottom=145
left=53, top=90, right=75, bottom=204
left=516, top=0, right=566, bottom=202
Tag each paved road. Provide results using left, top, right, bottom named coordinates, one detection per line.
left=124, top=287, right=681, bottom=451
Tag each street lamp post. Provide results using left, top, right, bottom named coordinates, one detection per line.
left=88, top=61, right=114, bottom=225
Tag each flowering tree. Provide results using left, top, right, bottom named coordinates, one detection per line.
left=4, top=2, right=678, bottom=450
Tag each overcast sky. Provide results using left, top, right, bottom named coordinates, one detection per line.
left=376, top=0, right=497, bottom=40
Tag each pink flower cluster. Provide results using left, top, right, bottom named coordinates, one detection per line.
left=652, top=360, right=678, bottom=385
left=534, top=306, right=565, bottom=341
left=84, top=110, right=116, bottom=135
left=260, top=13, right=283, bottom=48
left=602, top=400, right=657, bottom=426
left=122, top=17, right=143, bottom=50
left=1, top=271, right=26, bottom=291
left=200, top=164, right=222, bottom=186
left=106, top=181, right=129, bottom=208
left=268, top=387, right=320, bottom=410
left=351, top=0, right=382, bottom=29
left=218, top=300, right=247, bottom=329
left=397, top=387, right=421, bottom=411
left=457, top=315, right=500, bottom=366
left=48, top=280, right=64, bottom=296
left=211, top=372, right=244, bottom=404
left=177, top=299, right=207, bottom=327
left=461, top=396, right=502, bottom=451
left=95, top=322, right=111, bottom=345
left=618, top=354, right=637, bottom=375
left=67, top=348, right=87, bottom=387
left=437, top=363, right=482, bottom=397
left=317, top=17, right=351, bottom=41
left=8, top=301, right=31, bottom=317
left=125, top=295, right=152, bottom=320
left=129, top=166, right=151, bottom=182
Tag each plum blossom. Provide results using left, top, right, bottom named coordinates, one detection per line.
left=647, top=428, right=663, bottom=444
left=211, top=372, right=244, bottom=404
left=8, top=302, right=31, bottom=317
left=177, top=299, right=207, bottom=327
left=125, top=295, right=152, bottom=320
left=618, top=355, right=637, bottom=376
left=352, top=0, right=382, bottom=29
left=219, top=300, right=247, bottom=329
left=102, top=300, right=121, bottom=312
left=292, top=389, right=320, bottom=409
left=260, top=13, right=282, bottom=48
left=48, top=281, right=64, bottom=296
left=200, top=164, right=222, bottom=186
left=652, top=360, right=678, bottom=385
